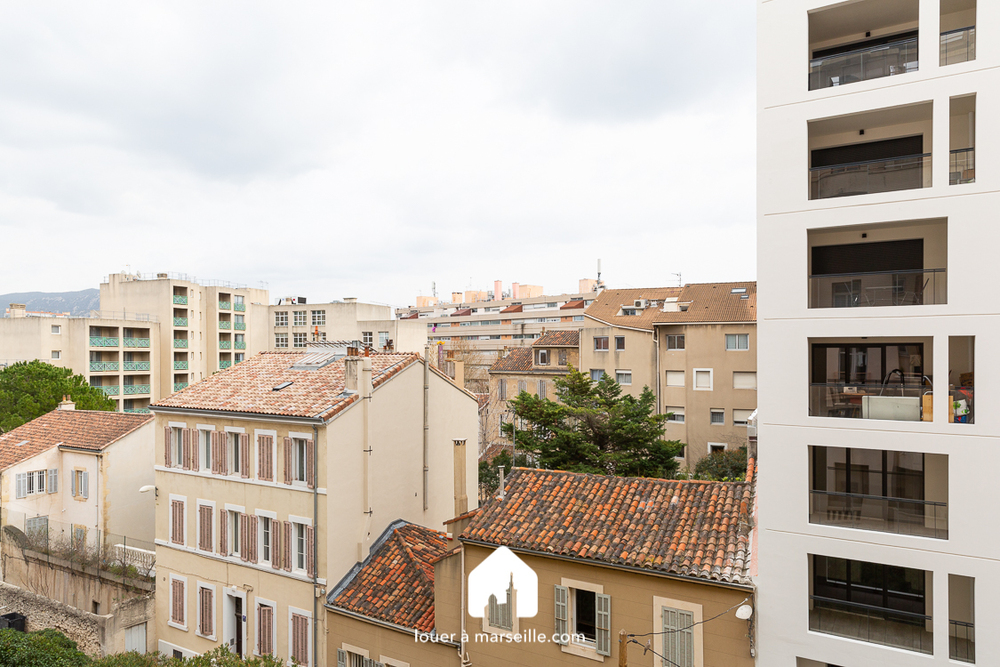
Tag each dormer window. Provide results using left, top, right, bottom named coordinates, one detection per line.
left=622, top=308, right=637, bottom=316
left=536, top=349, right=550, bottom=366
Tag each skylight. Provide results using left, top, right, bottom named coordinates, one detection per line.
left=731, top=287, right=747, bottom=294
left=272, top=381, right=293, bottom=391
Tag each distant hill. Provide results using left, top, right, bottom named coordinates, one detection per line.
left=0, top=289, right=101, bottom=316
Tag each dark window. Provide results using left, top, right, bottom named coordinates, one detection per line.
left=594, top=337, right=609, bottom=351
left=813, top=555, right=927, bottom=616
left=812, top=30, right=919, bottom=59
left=812, top=447, right=925, bottom=500
left=812, top=239, right=924, bottom=276
left=575, top=590, right=597, bottom=642
left=811, top=343, right=924, bottom=385
left=615, top=336, right=625, bottom=351
left=812, top=135, right=925, bottom=169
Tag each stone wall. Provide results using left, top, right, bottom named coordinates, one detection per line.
left=0, top=582, right=106, bottom=656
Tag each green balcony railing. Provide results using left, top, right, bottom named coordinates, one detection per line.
left=122, top=384, right=150, bottom=395
left=172, top=295, right=188, bottom=305
left=234, top=303, right=246, bottom=312
left=90, top=337, right=119, bottom=347
left=219, top=360, right=232, bottom=369
left=173, top=360, right=189, bottom=370
left=97, top=385, right=120, bottom=396
left=124, top=337, right=150, bottom=348
left=173, top=382, right=188, bottom=392
left=123, top=408, right=151, bottom=414
left=89, top=361, right=119, bottom=372
left=173, top=317, right=188, bottom=327
left=219, top=301, right=231, bottom=310
left=234, top=322, right=246, bottom=331
left=173, top=339, right=189, bottom=348
left=123, top=361, right=151, bottom=372
left=234, top=341, right=246, bottom=350
left=218, top=321, right=231, bottom=330
left=219, top=340, right=232, bottom=350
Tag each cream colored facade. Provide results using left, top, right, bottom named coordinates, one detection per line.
left=262, top=299, right=427, bottom=353
left=151, top=355, right=478, bottom=664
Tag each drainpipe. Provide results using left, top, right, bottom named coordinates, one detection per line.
left=654, top=327, right=661, bottom=415
left=423, top=345, right=430, bottom=511
left=360, top=357, right=373, bottom=558
left=312, top=424, right=319, bottom=667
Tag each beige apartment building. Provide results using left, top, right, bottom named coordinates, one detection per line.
left=262, top=297, right=426, bottom=353
left=579, top=283, right=757, bottom=466
left=149, top=344, right=478, bottom=664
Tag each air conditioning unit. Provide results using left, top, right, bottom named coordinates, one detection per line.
left=634, top=299, right=648, bottom=309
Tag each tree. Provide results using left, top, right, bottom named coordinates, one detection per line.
left=478, top=449, right=531, bottom=496
left=503, top=366, right=683, bottom=478
left=694, top=447, right=749, bottom=481
left=0, top=361, right=116, bottom=433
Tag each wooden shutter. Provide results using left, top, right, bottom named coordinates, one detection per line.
left=258, top=435, right=273, bottom=481
left=283, top=437, right=293, bottom=484
left=239, top=433, right=250, bottom=478
left=271, top=520, right=282, bottom=570
left=199, top=506, right=212, bottom=551
left=210, top=431, right=220, bottom=474
left=662, top=606, right=695, bottom=667
left=291, top=614, right=308, bottom=665
left=171, top=579, right=184, bottom=624
left=181, top=428, right=191, bottom=470
left=306, top=439, right=315, bottom=489
left=199, top=587, right=213, bottom=636
left=258, top=605, right=273, bottom=655
left=248, top=515, right=258, bottom=564
left=171, top=500, right=184, bottom=545
left=164, top=426, right=172, bottom=468
left=283, top=521, right=292, bottom=572
left=337, top=649, right=346, bottom=667
left=305, top=525, right=315, bottom=577
left=219, top=509, right=228, bottom=555
left=596, top=593, right=611, bottom=656
left=239, top=514, right=248, bottom=561
left=553, top=585, right=568, bottom=644
left=81, top=471, right=89, bottom=499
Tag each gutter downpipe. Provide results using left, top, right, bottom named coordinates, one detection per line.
left=654, top=326, right=661, bottom=415
left=460, top=543, right=471, bottom=666
left=312, top=424, right=319, bottom=667
left=423, top=345, right=430, bottom=511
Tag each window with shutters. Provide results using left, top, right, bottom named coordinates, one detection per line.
left=517, top=380, right=527, bottom=395
left=170, top=427, right=184, bottom=468
left=170, top=497, right=186, bottom=545
left=228, top=432, right=242, bottom=475
left=256, top=601, right=275, bottom=656
left=257, top=433, right=275, bottom=482
left=15, top=470, right=49, bottom=498
left=72, top=469, right=89, bottom=499
left=293, top=522, right=306, bottom=572
left=292, top=438, right=309, bottom=483
left=498, top=379, right=507, bottom=400
left=733, top=371, right=757, bottom=390
left=336, top=646, right=377, bottom=667
left=196, top=584, right=215, bottom=639
left=197, top=503, right=214, bottom=552
left=260, top=517, right=272, bottom=565
left=654, top=596, right=702, bottom=667
left=556, top=581, right=611, bottom=658
left=168, top=576, right=187, bottom=630
left=290, top=611, right=311, bottom=666
left=228, top=510, right=241, bottom=557
left=199, top=429, right=213, bottom=471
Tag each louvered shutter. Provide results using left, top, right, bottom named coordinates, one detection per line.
left=337, top=649, right=346, bottom=667
left=198, top=506, right=208, bottom=550
left=189, top=429, right=200, bottom=469
left=291, top=614, right=308, bottom=665
left=200, top=587, right=213, bottom=636
left=70, top=471, right=76, bottom=498
left=554, top=585, right=568, bottom=644
left=271, top=521, right=282, bottom=570
left=283, top=521, right=292, bottom=572
left=181, top=428, right=191, bottom=470
left=48, top=469, right=58, bottom=494
left=221, top=433, right=230, bottom=476
left=596, top=594, right=611, bottom=656
left=171, top=500, right=184, bottom=545
left=210, top=431, right=220, bottom=474
left=258, top=605, right=273, bottom=655
left=239, top=514, right=248, bottom=561
left=15, top=473, right=26, bottom=499
left=258, top=435, right=273, bottom=481
left=283, top=437, right=293, bottom=484
left=250, top=516, right=259, bottom=563
left=662, top=606, right=694, bottom=667
left=239, top=433, right=250, bottom=478
left=305, top=439, right=315, bottom=489
left=164, top=426, right=172, bottom=467
left=171, top=580, right=184, bottom=624
left=81, top=471, right=88, bottom=499
left=220, top=509, right=228, bottom=555
left=305, top=525, right=315, bottom=577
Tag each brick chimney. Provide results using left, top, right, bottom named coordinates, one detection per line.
left=58, top=395, right=75, bottom=411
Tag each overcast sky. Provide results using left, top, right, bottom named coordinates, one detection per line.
left=0, top=2, right=756, bottom=308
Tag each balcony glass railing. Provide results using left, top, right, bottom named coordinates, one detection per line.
left=219, top=301, right=231, bottom=310
left=89, top=361, right=119, bottom=372
left=810, top=36, right=918, bottom=91
left=811, top=154, right=930, bottom=200
left=122, top=384, right=150, bottom=395
left=809, top=268, right=946, bottom=308
left=810, top=596, right=932, bottom=654
left=173, top=317, right=188, bottom=327
left=234, top=303, right=246, bottom=312
left=218, top=321, right=231, bottom=330
left=98, top=385, right=120, bottom=397
left=123, top=361, right=150, bottom=372
left=173, top=339, right=189, bottom=349
left=234, top=322, right=246, bottom=331
left=173, top=360, right=189, bottom=370
left=219, top=340, right=232, bottom=349
left=123, top=408, right=151, bottom=414
left=90, top=337, right=119, bottom=347
left=941, top=26, right=975, bottom=66
left=234, top=341, right=246, bottom=350
left=809, top=491, right=947, bottom=539
left=219, top=360, right=232, bottom=369
left=950, top=148, right=975, bottom=185
left=124, top=337, right=150, bottom=348
left=810, top=383, right=929, bottom=421
left=172, top=295, right=188, bottom=305
left=950, top=620, right=975, bottom=663
left=173, top=382, right=188, bottom=392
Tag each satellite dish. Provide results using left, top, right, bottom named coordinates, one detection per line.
left=736, top=604, right=754, bottom=620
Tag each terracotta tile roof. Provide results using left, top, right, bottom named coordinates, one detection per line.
left=152, top=351, right=420, bottom=420
left=327, top=520, right=450, bottom=632
left=584, top=287, right=684, bottom=331
left=560, top=300, right=585, bottom=310
left=461, top=461, right=756, bottom=586
left=532, top=330, right=580, bottom=347
left=451, top=308, right=473, bottom=317
left=489, top=347, right=533, bottom=373
left=653, top=282, right=757, bottom=324
left=0, top=409, right=153, bottom=471
left=500, top=304, right=523, bottom=314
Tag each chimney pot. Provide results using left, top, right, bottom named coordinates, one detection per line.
left=58, top=395, right=76, bottom=411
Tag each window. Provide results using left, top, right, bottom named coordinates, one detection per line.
left=169, top=576, right=186, bottom=629
left=260, top=517, right=272, bottom=564
left=228, top=432, right=241, bottom=476
left=725, top=333, right=750, bottom=351
left=558, top=349, right=568, bottom=365
left=517, top=380, right=527, bottom=394
left=949, top=575, right=975, bottom=663
left=199, top=430, right=212, bottom=471
left=734, top=409, right=753, bottom=426
left=170, top=427, right=184, bottom=467
left=362, top=331, right=373, bottom=346
left=311, top=310, right=326, bottom=326
left=622, top=308, right=637, bottom=316
left=235, top=353, right=244, bottom=363
left=15, top=470, right=48, bottom=498
left=256, top=602, right=275, bottom=656
left=235, top=334, right=245, bottom=345
left=666, top=406, right=685, bottom=423
left=615, top=336, right=625, bottom=351
left=170, top=497, right=186, bottom=545
left=234, top=295, right=244, bottom=307
left=616, top=370, right=632, bottom=385
left=293, top=438, right=308, bottom=483
left=197, top=584, right=214, bottom=639
left=657, top=600, right=700, bottom=667
left=710, top=409, right=724, bottom=425
left=51, top=350, right=61, bottom=360
left=48, top=468, right=57, bottom=493
left=694, top=369, right=713, bottom=390
left=554, top=583, right=611, bottom=657
left=25, top=516, right=48, bottom=540
left=573, top=315, right=584, bottom=321
left=484, top=575, right=517, bottom=634
left=293, top=333, right=307, bottom=348
left=51, top=325, right=61, bottom=334
left=198, top=504, right=213, bottom=552
left=538, top=380, right=547, bottom=399
left=234, top=315, right=245, bottom=326
left=590, top=369, right=605, bottom=382
left=71, top=469, right=89, bottom=499
left=274, top=334, right=288, bottom=348
left=536, top=349, right=549, bottom=365
left=311, top=331, right=326, bottom=342
left=498, top=379, right=507, bottom=400
left=733, top=371, right=757, bottom=390
left=593, top=336, right=609, bottom=351
left=228, top=510, right=241, bottom=557
left=274, top=311, right=287, bottom=327
left=665, top=371, right=684, bottom=387
left=294, top=523, right=307, bottom=571
left=709, top=443, right=726, bottom=454
left=666, top=334, right=685, bottom=350
left=378, top=331, right=389, bottom=349
left=293, top=311, right=307, bottom=326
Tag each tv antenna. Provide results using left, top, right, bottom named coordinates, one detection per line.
left=671, top=272, right=682, bottom=287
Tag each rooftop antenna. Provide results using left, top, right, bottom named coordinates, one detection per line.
left=595, top=259, right=605, bottom=290
left=671, top=272, right=682, bottom=287
left=432, top=281, right=437, bottom=298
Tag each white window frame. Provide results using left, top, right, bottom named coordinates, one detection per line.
left=225, top=504, right=245, bottom=558
left=289, top=431, right=312, bottom=486
left=169, top=494, right=187, bottom=546
left=725, top=333, right=749, bottom=351
left=590, top=369, right=605, bottom=382
left=288, top=606, right=313, bottom=667
left=615, top=370, right=632, bottom=386
left=614, top=336, right=625, bottom=351
left=666, top=334, right=685, bottom=350
left=693, top=368, right=713, bottom=391
left=51, top=350, right=61, bottom=360
left=293, top=311, right=307, bottom=326
left=196, top=582, right=217, bottom=641
left=559, top=577, right=606, bottom=661
left=225, top=426, right=245, bottom=477
left=536, top=349, right=549, bottom=365
left=710, top=409, right=725, bottom=426
left=254, top=597, right=277, bottom=657
left=274, top=311, right=288, bottom=327
left=733, top=409, right=754, bottom=427
left=51, top=325, right=61, bottom=335
left=666, top=406, right=685, bottom=423
left=289, top=515, right=310, bottom=574
left=593, top=336, right=609, bottom=351
left=293, top=332, right=307, bottom=348
left=709, top=442, right=727, bottom=454
left=653, top=595, right=704, bottom=667
left=275, top=333, right=288, bottom=348
left=256, top=509, right=277, bottom=566
left=168, top=574, right=188, bottom=632
left=197, top=425, right=215, bottom=472
left=311, top=310, right=326, bottom=326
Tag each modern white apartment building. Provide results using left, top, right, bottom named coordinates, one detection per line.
left=261, top=298, right=426, bottom=353
left=758, top=1, right=987, bottom=665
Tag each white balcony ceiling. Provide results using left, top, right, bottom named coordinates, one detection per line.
left=810, top=0, right=919, bottom=44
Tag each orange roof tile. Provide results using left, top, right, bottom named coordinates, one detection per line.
left=489, top=347, right=533, bottom=373
left=583, top=287, right=683, bottom=331
left=653, top=282, right=757, bottom=324
left=532, top=330, right=580, bottom=347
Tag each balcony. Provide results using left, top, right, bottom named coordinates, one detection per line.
left=950, top=148, right=975, bottom=185
left=234, top=303, right=246, bottom=312
left=941, top=26, right=975, bottom=65
left=219, top=301, right=231, bottom=310
left=172, top=295, right=188, bottom=305
left=809, top=36, right=917, bottom=91
left=810, top=491, right=947, bottom=539
left=90, top=337, right=119, bottom=347
left=173, top=382, right=188, bottom=392
left=234, top=341, right=246, bottom=350
left=809, top=269, right=945, bottom=308
left=811, top=154, right=930, bottom=200
left=89, top=361, right=119, bottom=372
left=99, top=385, right=120, bottom=397
left=234, top=322, right=246, bottom=331
left=123, top=361, right=151, bottom=372
left=951, top=620, right=975, bottom=663
left=173, top=360, right=188, bottom=370
left=124, top=337, right=150, bottom=348
left=173, top=317, right=188, bottom=327
left=810, top=383, right=929, bottom=421
left=219, top=360, right=232, bottom=369
left=123, top=408, right=151, bottom=414
left=173, top=339, right=189, bottom=349
left=122, top=384, right=150, bottom=395
left=218, top=321, right=231, bottom=330
left=219, top=340, right=232, bottom=350
left=809, top=596, right=932, bottom=654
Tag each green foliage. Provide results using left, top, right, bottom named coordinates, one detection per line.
left=0, top=360, right=116, bottom=433
left=693, top=447, right=749, bottom=481
left=504, top=365, right=683, bottom=478
left=479, top=449, right=531, bottom=495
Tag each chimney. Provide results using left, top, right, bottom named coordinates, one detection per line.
left=494, top=280, right=502, bottom=301
left=344, top=297, right=357, bottom=303
left=453, top=439, right=468, bottom=516
left=344, top=357, right=361, bottom=394
left=8, top=303, right=26, bottom=318
left=498, top=465, right=506, bottom=499
left=58, top=395, right=75, bottom=411
left=453, top=360, right=465, bottom=388
left=511, top=283, right=520, bottom=299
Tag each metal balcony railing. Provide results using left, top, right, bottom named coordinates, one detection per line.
left=809, top=383, right=929, bottom=421
left=89, top=337, right=119, bottom=347
left=234, top=322, right=246, bottom=331
left=809, top=490, right=947, bottom=539
left=173, top=382, right=188, bottom=392
left=173, top=361, right=188, bottom=370
left=810, top=36, right=918, bottom=91
left=172, top=295, right=188, bottom=305
left=941, top=26, right=975, bottom=66
left=98, top=385, right=120, bottom=397
left=173, top=339, right=189, bottom=349
left=809, top=268, right=946, bottom=308
left=89, top=361, right=119, bottom=372
left=950, top=620, right=975, bottom=663
left=810, top=596, right=932, bottom=654
left=219, top=360, right=232, bottom=369
left=122, top=384, right=150, bottom=395
left=173, top=317, right=188, bottom=327
left=219, top=340, right=232, bottom=350
left=124, top=337, right=149, bottom=348
left=234, top=303, right=246, bottom=312
left=123, top=408, right=151, bottom=414
left=123, top=361, right=150, bottom=372
left=218, top=301, right=231, bottom=310
left=218, top=321, right=231, bottom=330
left=811, top=154, right=930, bottom=199
left=234, top=341, right=246, bottom=350
left=950, top=148, right=975, bottom=185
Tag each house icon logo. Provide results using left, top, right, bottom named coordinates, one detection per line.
left=468, top=546, right=538, bottom=619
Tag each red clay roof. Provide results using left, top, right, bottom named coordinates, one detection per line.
left=0, top=409, right=153, bottom=471
left=488, top=347, right=533, bottom=373
left=152, top=351, right=420, bottom=421
left=451, top=308, right=473, bottom=317
left=532, top=330, right=580, bottom=347
left=654, top=282, right=757, bottom=324
left=500, top=304, right=523, bottom=314
left=584, top=287, right=684, bottom=330
left=327, top=521, right=450, bottom=632
left=560, top=300, right=585, bottom=310
left=462, top=462, right=756, bottom=586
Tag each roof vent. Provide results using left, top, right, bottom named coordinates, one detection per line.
left=16, top=440, right=29, bottom=447
left=731, top=287, right=747, bottom=294
left=740, top=294, right=749, bottom=300
left=272, top=381, right=293, bottom=391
